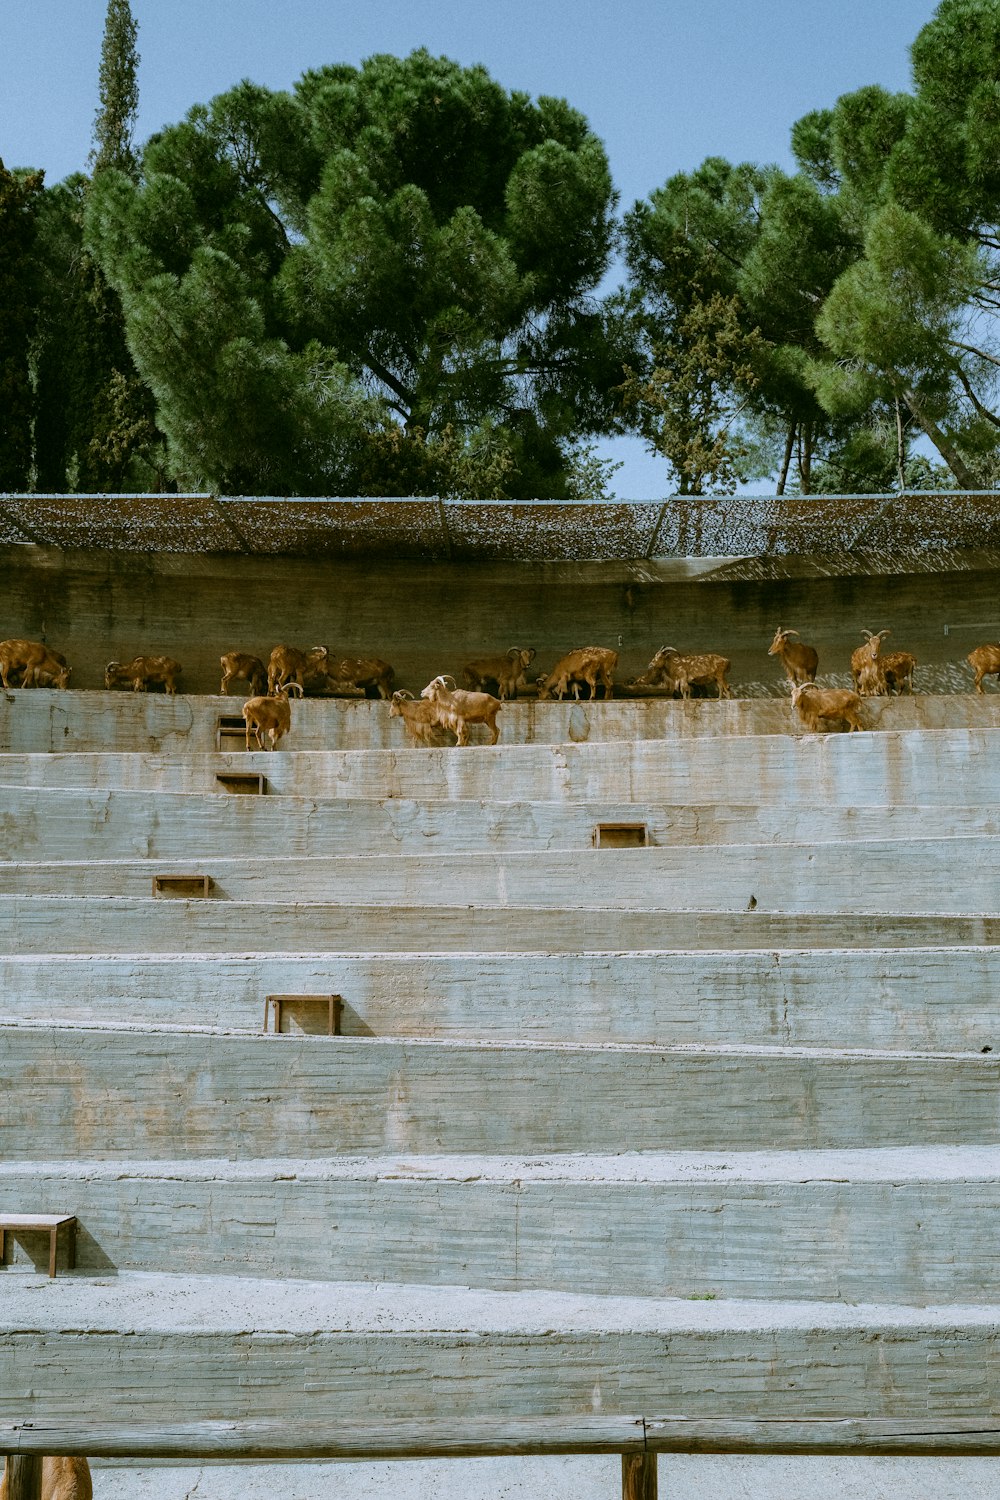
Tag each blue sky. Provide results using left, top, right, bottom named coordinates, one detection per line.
left=3, top=0, right=941, bottom=496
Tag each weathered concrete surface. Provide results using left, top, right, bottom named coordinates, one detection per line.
left=1, top=727, right=998, bottom=803
left=3, top=1273, right=1000, bottom=1429
left=1, top=839, right=997, bottom=912
left=2, top=540, right=999, bottom=697
left=4, top=895, right=1000, bottom=953
left=1, top=689, right=999, bottom=754
left=3, top=948, right=999, bottom=1050
left=11, top=784, right=1000, bottom=859
left=6, top=1027, right=998, bottom=1159
left=86, top=1454, right=1000, bottom=1500
left=2, top=1148, right=1000, bottom=1300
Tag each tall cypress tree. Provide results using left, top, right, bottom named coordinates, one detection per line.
left=34, top=0, right=164, bottom=493
left=0, top=161, right=43, bottom=490
left=91, top=0, right=140, bottom=178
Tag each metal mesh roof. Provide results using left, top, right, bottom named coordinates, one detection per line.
left=2, top=491, right=1000, bottom=560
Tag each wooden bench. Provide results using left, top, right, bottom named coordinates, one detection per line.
left=265, top=994, right=343, bottom=1036
left=0, top=1214, right=76, bottom=1278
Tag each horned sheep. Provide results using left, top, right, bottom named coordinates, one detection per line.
left=462, top=647, right=537, bottom=699
left=767, top=627, right=818, bottom=686
left=105, top=655, right=181, bottom=693
left=536, top=647, right=617, bottom=701
left=0, top=639, right=71, bottom=689
left=242, top=686, right=296, bottom=750
left=628, top=645, right=731, bottom=700
left=420, top=674, right=502, bottom=745
left=851, top=629, right=890, bottom=697
left=968, top=642, right=1000, bottom=694
left=219, top=651, right=267, bottom=696
left=791, top=680, right=864, bottom=733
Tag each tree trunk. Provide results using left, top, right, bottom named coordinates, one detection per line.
left=798, top=421, right=813, bottom=495
left=777, top=421, right=796, bottom=495
left=903, top=389, right=981, bottom=488
left=895, top=395, right=906, bottom=491
left=622, top=1452, right=657, bottom=1500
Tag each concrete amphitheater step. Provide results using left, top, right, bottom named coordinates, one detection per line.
left=2, top=690, right=997, bottom=755
left=85, top=1454, right=1000, bottom=1500
left=1, top=837, right=998, bottom=912
left=1, top=726, right=1000, bottom=802
left=9, top=784, right=1000, bottom=859
left=3, top=1148, right=1000, bottom=1302
left=4, top=1272, right=1000, bottom=1451
left=4, top=895, right=1000, bottom=954
left=4, top=948, right=1000, bottom=1051
left=5, top=1025, right=1000, bottom=1159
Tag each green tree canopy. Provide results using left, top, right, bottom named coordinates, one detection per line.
left=0, top=161, right=44, bottom=490
left=86, top=50, right=619, bottom=496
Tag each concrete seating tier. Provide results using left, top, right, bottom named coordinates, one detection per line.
left=3, top=949, right=999, bottom=1049
left=5, top=1026, right=1000, bottom=1159
left=5, top=1273, right=999, bottom=1453
left=1, top=839, right=997, bottom=912
left=1, top=690, right=998, bottom=755
left=10, top=784, right=1000, bottom=858
left=5, top=895, right=1000, bottom=953
left=2, top=1148, right=999, bottom=1302
left=4, top=708, right=1000, bottom=1482
left=2, top=726, right=1000, bottom=802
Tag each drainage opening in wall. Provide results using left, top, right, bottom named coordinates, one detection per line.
left=593, top=822, right=650, bottom=848
left=216, top=716, right=246, bottom=751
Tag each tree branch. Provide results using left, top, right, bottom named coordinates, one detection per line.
left=956, top=366, right=1000, bottom=429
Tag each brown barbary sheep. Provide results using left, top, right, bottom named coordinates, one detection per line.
left=267, top=644, right=329, bottom=696
left=882, top=650, right=917, bottom=695
left=389, top=689, right=455, bottom=746
left=220, top=651, right=267, bottom=696
left=462, top=647, right=537, bottom=699
left=335, top=656, right=396, bottom=699
left=627, top=645, right=730, bottom=700
left=243, top=688, right=295, bottom=750
left=850, top=629, right=890, bottom=696
left=536, top=647, right=617, bottom=701
left=791, top=681, right=864, bottom=733
left=105, top=655, right=181, bottom=693
left=768, top=627, right=818, bottom=686
left=420, top=674, right=502, bottom=745
left=0, top=639, right=71, bottom=689
left=968, top=642, right=1000, bottom=694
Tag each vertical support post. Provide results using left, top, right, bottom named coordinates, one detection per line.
left=5, top=1456, right=43, bottom=1500
left=622, top=1452, right=657, bottom=1500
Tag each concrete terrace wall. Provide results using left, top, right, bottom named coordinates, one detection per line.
left=3, top=543, right=1000, bottom=696
left=6, top=1027, right=1000, bottom=1159
left=3, top=948, right=999, bottom=1050
left=3, top=840, right=999, bottom=911
left=2, top=689, right=1000, bottom=754
left=11, top=785, right=1000, bottom=860
left=1, top=727, right=1000, bottom=800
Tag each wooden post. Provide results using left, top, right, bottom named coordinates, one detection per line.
left=4, top=1455, right=43, bottom=1500
left=622, top=1452, right=657, bottom=1500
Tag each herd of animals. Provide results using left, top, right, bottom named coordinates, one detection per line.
left=2, top=630, right=1000, bottom=748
